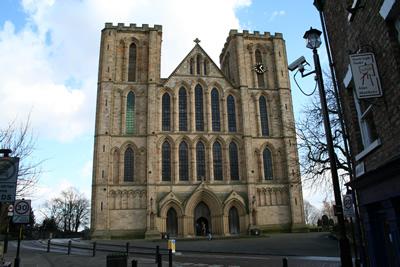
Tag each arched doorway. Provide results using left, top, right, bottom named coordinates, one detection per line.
left=229, top=206, right=240, bottom=234
left=194, top=202, right=211, bottom=236
left=166, top=208, right=178, bottom=236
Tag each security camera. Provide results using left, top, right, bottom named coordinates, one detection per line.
left=288, top=56, right=306, bottom=72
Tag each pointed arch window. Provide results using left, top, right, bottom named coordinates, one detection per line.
left=229, top=142, right=239, bottom=180
left=179, top=87, right=188, bottom=131
left=195, top=85, right=204, bottom=131
left=162, top=141, right=171, bottom=181
left=179, top=141, right=189, bottom=181
left=255, top=49, right=265, bottom=88
left=189, top=58, right=194, bottom=74
left=124, top=147, right=134, bottom=182
left=213, top=141, right=223, bottom=180
left=128, top=43, right=137, bottom=82
left=227, top=95, right=237, bottom=132
left=126, top=91, right=135, bottom=134
left=196, top=54, right=201, bottom=75
left=211, top=88, right=221, bottom=131
left=263, top=148, right=273, bottom=180
left=259, top=96, right=269, bottom=136
left=196, top=141, right=206, bottom=181
left=162, top=93, right=171, bottom=131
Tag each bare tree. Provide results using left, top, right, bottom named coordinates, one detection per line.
left=303, top=200, right=322, bottom=226
left=44, top=187, right=90, bottom=232
left=296, top=75, right=350, bottom=194
left=0, top=116, right=43, bottom=197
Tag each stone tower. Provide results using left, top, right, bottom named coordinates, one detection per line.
left=91, top=23, right=305, bottom=239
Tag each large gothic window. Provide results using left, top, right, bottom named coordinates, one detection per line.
left=195, top=85, right=204, bottom=131
left=196, top=141, right=206, bottom=181
left=128, top=43, right=137, bottom=82
left=126, top=91, right=135, bottom=134
left=213, top=141, right=223, bottom=180
left=179, top=87, right=188, bottom=131
left=162, top=141, right=171, bottom=181
left=259, top=96, right=269, bottom=136
left=162, top=93, right=171, bottom=131
left=179, top=141, right=189, bottom=181
left=227, top=95, right=236, bottom=132
left=229, top=142, right=239, bottom=180
left=124, top=147, right=134, bottom=182
left=255, top=49, right=265, bottom=88
left=263, top=147, right=273, bottom=180
left=211, top=88, right=221, bottom=131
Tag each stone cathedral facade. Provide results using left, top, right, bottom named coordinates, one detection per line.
left=91, top=22, right=305, bottom=239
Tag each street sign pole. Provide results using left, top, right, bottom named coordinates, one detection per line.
left=14, top=225, right=22, bottom=267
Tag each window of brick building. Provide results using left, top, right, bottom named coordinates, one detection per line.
left=126, top=91, right=135, bottom=134
left=179, top=87, right=188, bottom=131
left=162, top=93, right=171, bottom=131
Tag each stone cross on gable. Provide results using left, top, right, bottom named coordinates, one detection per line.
left=194, top=38, right=201, bottom=44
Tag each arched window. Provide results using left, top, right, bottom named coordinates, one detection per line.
left=259, top=96, right=269, bottom=136
left=179, top=87, right=187, bottom=131
left=227, top=95, right=236, bottom=132
left=211, top=88, right=221, bottom=131
left=113, top=150, right=119, bottom=184
left=213, top=141, right=223, bottom=180
left=128, top=43, right=136, bottom=82
left=189, top=58, right=194, bottom=74
left=195, top=85, right=204, bottom=131
left=229, top=142, right=239, bottom=180
left=196, top=141, right=206, bottom=181
left=162, top=93, right=171, bottom=131
left=124, top=147, right=134, bottom=182
left=166, top=208, right=178, bottom=236
left=162, top=141, right=171, bottom=181
left=126, top=91, right=135, bottom=134
left=196, top=54, right=201, bottom=75
left=255, top=49, right=265, bottom=88
left=263, top=147, right=273, bottom=180
left=229, top=206, right=240, bottom=234
left=203, top=60, right=208, bottom=75
left=179, top=141, right=189, bottom=181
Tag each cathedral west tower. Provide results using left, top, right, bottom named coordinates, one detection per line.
left=91, top=23, right=305, bottom=239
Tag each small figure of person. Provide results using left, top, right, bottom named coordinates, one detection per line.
left=207, top=231, right=212, bottom=240
left=201, top=222, right=206, bottom=236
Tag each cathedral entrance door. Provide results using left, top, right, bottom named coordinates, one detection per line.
left=229, top=206, right=240, bottom=234
left=166, top=208, right=178, bottom=237
left=194, top=202, right=211, bottom=236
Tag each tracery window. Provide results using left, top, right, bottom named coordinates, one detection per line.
left=162, top=93, right=171, bottom=131
left=195, top=85, right=204, bottom=131
left=259, top=96, right=269, bottom=136
left=179, top=87, right=188, bottom=131
left=162, top=141, right=171, bottom=181
left=227, top=95, right=236, bottom=132
left=229, top=142, right=239, bottom=180
left=124, top=147, right=134, bottom=182
left=179, top=141, right=189, bottom=181
left=213, top=141, right=223, bottom=180
left=263, top=147, right=273, bottom=180
left=126, top=91, right=135, bottom=134
left=211, top=88, right=221, bottom=131
left=196, top=141, right=206, bottom=181
left=128, top=43, right=136, bottom=82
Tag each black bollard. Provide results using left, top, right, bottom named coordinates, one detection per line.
left=47, top=239, right=51, bottom=253
left=131, top=259, right=137, bottom=267
left=155, top=245, right=159, bottom=263
left=168, top=248, right=172, bottom=267
left=67, top=240, right=71, bottom=255
left=126, top=242, right=129, bottom=255
left=282, top=257, right=288, bottom=267
left=92, top=241, right=96, bottom=257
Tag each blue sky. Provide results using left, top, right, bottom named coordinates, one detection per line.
left=0, top=0, right=328, bottom=222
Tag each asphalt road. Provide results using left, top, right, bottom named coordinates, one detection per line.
left=2, top=232, right=342, bottom=267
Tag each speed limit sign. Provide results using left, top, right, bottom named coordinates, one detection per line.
left=13, top=199, right=31, bottom=224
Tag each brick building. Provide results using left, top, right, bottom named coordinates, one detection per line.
left=90, top=23, right=305, bottom=239
left=322, top=0, right=400, bottom=266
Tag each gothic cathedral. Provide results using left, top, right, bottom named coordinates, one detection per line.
left=91, top=23, right=305, bottom=239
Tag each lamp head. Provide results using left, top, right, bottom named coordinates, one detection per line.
left=303, top=27, right=322, bottom=49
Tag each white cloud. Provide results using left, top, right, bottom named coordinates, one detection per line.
left=0, top=0, right=251, bottom=142
left=269, top=10, right=285, bottom=21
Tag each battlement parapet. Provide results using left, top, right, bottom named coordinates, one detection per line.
left=104, top=22, right=162, bottom=32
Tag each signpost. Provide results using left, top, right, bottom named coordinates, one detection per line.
left=0, top=156, right=19, bottom=202
left=13, top=200, right=31, bottom=224
left=349, top=52, right=383, bottom=99
left=343, top=194, right=355, bottom=218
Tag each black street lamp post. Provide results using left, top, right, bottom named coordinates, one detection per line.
left=303, top=27, right=353, bottom=267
